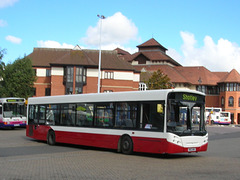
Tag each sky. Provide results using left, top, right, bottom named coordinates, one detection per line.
left=1, top=0, right=240, bottom=72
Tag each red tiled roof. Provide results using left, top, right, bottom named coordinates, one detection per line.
left=114, top=48, right=131, bottom=56
left=135, top=65, right=223, bottom=85
left=137, top=38, right=167, bottom=51
left=131, top=51, right=181, bottom=66
left=28, top=48, right=71, bottom=67
left=114, top=48, right=133, bottom=62
left=212, top=72, right=229, bottom=80
left=28, top=48, right=137, bottom=71
left=174, top=66, right=220, bottom=85
left=218, top=69, right=240, bottom=83
left=134, top=65, right=188, bottom=83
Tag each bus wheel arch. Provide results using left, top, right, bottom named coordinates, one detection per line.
left=119, top=135, right=133, bottom=155
left=47, top=129, right=56, bottom=145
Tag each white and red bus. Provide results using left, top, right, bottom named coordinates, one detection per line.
left=0, top=97, right=27, bottom=128
left=219, top=112, right=231, bottom=125
left=205, top=107, right=222, bottom=124
left=26, top=89, right=208, bottom=154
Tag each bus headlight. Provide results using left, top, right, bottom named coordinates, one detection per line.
left=170, top=135, right=182, bottom=146
left=203, top=134, right=208, bottom=144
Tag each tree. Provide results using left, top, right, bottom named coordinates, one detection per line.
left=0, top=48, right=6, bottom=78
left=0, top=48, right=6, bottom=60
left=0, top=57, right=36, bottom=99
left=146, top=69, right=172, bottom=90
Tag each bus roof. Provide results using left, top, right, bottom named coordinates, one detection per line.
left=28, top=89, right=205, bottom=105
left=0, top=97, right=25, bottom=103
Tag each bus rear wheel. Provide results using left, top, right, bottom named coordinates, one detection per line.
left=47, top=130, right=56, bottom=145
left=121, top=136, right=133, bottom=155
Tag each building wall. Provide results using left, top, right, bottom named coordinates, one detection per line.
left=219, top=91, right=240, bottom=124
left=83, top=77, right=98, bottom=93
left=34, top=68, right=51, bottom=97
left=51, top=67, right=65, bottom=96
left=205, top=95, right=219, bottom=108
left=51, top=75, right=65, bottom=95
left=101, top=79, right=138, bottom=92
left=33, top=66, right=139, bottom=96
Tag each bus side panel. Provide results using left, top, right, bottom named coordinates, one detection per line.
left=164, top=142, right=208, bottom=154
left=26, top=125, right=51, bottom=141
left=132, top=137, right=185, bottom=154
left=54, top=131, right=120, bottom=149
left=132, top=137, right=208, bottom=154
left=133, top=137, right=167, bottom=154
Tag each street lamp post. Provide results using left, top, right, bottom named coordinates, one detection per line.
left=97, top=14, right=105, bottom=93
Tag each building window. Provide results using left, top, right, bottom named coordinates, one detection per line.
left=66, top=87, right=73, bottom=94
left=33, top=88, right=36, bottom=96
left=221, top=96, right=224, bottom=107
left=76, top=67, right=86, bottom=84
left=207, top=86, right=219, bottom=95
left=104, top=72, right=114, bottom=79
left=223, top=83, right=240, bottom=92
left=75, top=67, right=86, bottom=94
left=230, top=83, right=234, bottom=91
left=197, top=85, right=206, bottom=93
left=46, top=69, right=51, bottom=77
left=67, top=67, right=74, bottom=82
left=75, top=87, right=82, bottom=94
left=139, top=83, right=147, bottom=91
left=226, top=83, right=229, bottom=91
left=228, top=96, right=234, bottom=107
left=64, top=66, right=74, bottom=95
left=45, top=88, right=51, bottom=96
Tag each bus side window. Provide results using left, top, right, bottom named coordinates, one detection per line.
left=142, top=102, right=164, bottom=132
left=39, top=105, right=46, bottom=125
left=28, top=105, right=34, bottom=124
left=95, top=103, right=114, bottom=128
left=76, top=103, right=94, bottom=127
left=46, top=104, right=60, bottom=125
left=115, top=103, right=137, bottom=128
left=28, top=105, right=38, bottom=125
left=60, top=104, right=75, bottom=126
left=0, top=105, right=2, bottom=114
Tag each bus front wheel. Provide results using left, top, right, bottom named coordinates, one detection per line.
left=121, top=135, right=133, bottom=155
left=47, top=130, right=56, bottom=145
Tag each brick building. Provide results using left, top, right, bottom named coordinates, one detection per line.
left=117, top=38, right=240, bottom=124
left=28, top=46, right=140, bottom=96
left=28, top=38, right=240, bottom=124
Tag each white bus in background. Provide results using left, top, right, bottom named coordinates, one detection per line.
left=205, top=107, right=222, bottom=124
left=219, top=112, right=231, bottom=125
left=0, top=98, right=27, bottom=129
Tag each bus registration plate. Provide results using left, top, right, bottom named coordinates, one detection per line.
left=14, top=124, right=20, bottom=127
left=188, top=148, right=196, bottom=152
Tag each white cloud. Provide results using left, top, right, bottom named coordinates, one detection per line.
left=167, top=48, right=182, bottom=63
left=36, top=40, right=138, bottom=55
left=82, top=12, right=138, bottom=48
left=0, top=0, right=18, bottom=8
left=0, top=19, right=7, bottom=27
left=37, top=40, right=74, bottom=49
left=167, top=31, right=240, bottom=72
left=5, top=35, right=22, bottom=44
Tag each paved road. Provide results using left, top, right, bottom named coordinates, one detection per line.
left=0, top=126, right=240, bottom=180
